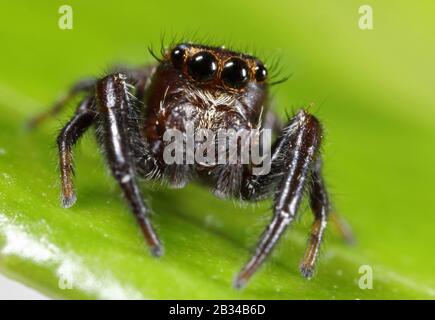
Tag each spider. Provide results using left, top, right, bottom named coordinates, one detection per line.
left=30, top=43, right=353, bottom=289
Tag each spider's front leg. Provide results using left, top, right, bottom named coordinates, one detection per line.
left=235, top=110, right=324, bottom=288
left=95, top=73, right=163, bottom=256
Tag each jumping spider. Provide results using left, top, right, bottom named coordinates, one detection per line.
left=31, top=43, right=353, bottom=289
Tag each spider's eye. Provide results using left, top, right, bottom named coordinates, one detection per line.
left=170, top=45, right=186, bottom=69
left=254, top=64, right=267, bottom=82
left=187, top=52, right=218, bottom=81
left=222, top=58, right=249, bottom=89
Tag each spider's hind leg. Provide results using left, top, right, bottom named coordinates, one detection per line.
left=28, top=77, right=96, bottom=129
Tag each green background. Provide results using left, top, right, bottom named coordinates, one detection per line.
left=0, top=0, right=434, bottom=299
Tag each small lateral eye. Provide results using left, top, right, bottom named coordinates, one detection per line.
left=170, top=45, right=186, bottom=69
left=221, top=58, right=249, bottom=89
left=254, top=64, right=267, bottom=82
left=187, top=52, right=218, bottom=82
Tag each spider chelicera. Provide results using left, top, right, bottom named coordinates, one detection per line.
left=30, top=43, right=353, bottom=289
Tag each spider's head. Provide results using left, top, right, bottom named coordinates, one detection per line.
left=146, top=43, right=269, bottom=131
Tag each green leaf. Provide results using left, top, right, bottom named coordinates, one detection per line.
left=0, top=0, right=434, bottom=299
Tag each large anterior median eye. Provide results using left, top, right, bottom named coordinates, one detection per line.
left=221, top=58, right=249, bottom=89
left=187, top=52, right=218, bottom=81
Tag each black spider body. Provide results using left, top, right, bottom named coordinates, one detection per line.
left=31, top=43, right=353, bottom=288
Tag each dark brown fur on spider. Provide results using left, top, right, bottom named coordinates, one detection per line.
left=30, top=42, right=353, bottom=289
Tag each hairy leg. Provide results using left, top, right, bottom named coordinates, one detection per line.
left=300, top=158, right=329, bottom=278
left=56, top=96, right=96, bottom=208
left=96, top=73, right=162, bottom=256
left=235, top=110, right=322, bottom=288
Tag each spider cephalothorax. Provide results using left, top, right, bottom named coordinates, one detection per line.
left=145, top=44, right=268, bottom=137
left=30, top=42, right=353, bottom=289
